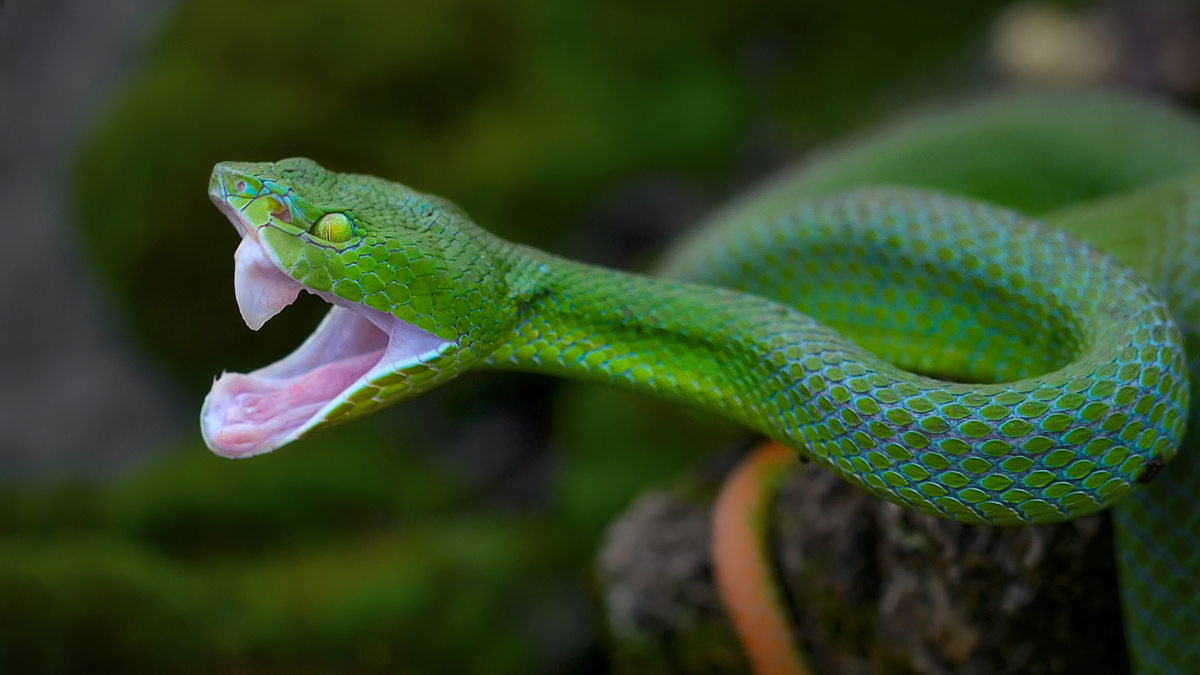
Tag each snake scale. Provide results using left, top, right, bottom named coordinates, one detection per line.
left=201, top=91, right=1200, bottom=673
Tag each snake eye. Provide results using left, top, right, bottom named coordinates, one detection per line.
left=313, top=213, right=354, bottom=242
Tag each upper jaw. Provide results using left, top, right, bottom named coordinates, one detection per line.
left=212, top=168, right=301, bottom=331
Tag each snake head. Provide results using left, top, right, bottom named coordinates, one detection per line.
left=202, top=158, right=512, bottom=457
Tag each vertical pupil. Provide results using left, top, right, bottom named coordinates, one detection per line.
left=315, top=214, right=351, bottom=242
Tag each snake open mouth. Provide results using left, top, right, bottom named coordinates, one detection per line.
left=201, top=225, right=448, bottom=459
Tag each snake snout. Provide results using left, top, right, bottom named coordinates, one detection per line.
left=210, top=162, right=265, bottom=200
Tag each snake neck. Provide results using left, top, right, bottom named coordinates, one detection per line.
left=481, top=243, right=844, bottom=440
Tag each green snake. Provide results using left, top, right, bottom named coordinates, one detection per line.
left=201, top=91, right=1200, bottom=673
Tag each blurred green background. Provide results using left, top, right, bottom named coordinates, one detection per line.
left=3, top=0, right=1198, bottom=672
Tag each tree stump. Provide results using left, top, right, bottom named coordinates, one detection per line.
left=598, top=452, right=1127, bottom=674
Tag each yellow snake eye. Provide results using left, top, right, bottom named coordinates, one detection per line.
left=312, top=213, right=354, bottom=243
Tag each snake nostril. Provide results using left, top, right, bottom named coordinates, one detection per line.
left=212, top=165, right=265, bottom=200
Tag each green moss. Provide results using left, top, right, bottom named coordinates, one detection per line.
left=0, top=425, right=559, bottom=673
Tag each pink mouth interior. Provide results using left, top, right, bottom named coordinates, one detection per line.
left=202, top=307, right=388, bottom=457
left=201, top=229, right=447, bottom=458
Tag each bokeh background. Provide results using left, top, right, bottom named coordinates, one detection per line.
left=2, top=0, right=1199, bottom=672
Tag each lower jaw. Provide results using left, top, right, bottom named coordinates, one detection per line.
left=202, top=290, right=451, bottom=458
left=201, top=305, right=390, bottom=457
